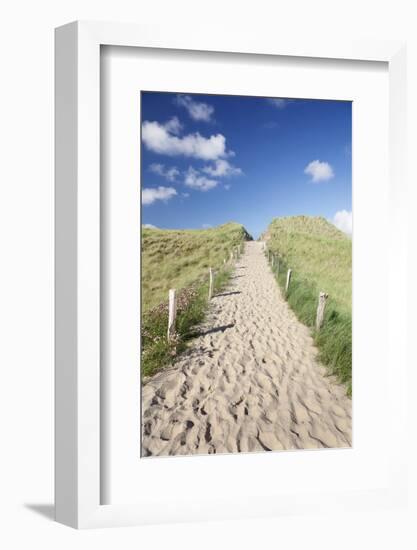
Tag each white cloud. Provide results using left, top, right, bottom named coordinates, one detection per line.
left=163, top=116, right=183, bottom=135
left=142, top=186, right=177, bottom=206
left=267, top=98, right=288, bottom=109
left=224, top=184, right=231, bottom=191
left=332, top=210, right=352, bottom=234
left=182, top=192, right=190, bottom=198
left=304, top=160, right=335, bottom=182
left=202, top=159, right=242, bottom=177
left=184, top=167, right=218, bottom=191
left=149, top=163, right=180, bottom=182
left=149, top=163, right=165, bottom=176
left=142, top=118, right=227, bottom=160
left=143, top=223, right=157, bottom=229
left=175, top=95, right=214, bottom=122
left=202, top=224, right=212, bottom=229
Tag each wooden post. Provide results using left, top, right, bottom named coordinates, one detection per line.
left=271, top=254, right=275, bottom=268
left=315, top=292, right=329, bottom=331
left=285, top=269, right=292, bottom=294
left=223, top=258, right=226, bottom=265
left=230, top=250, right=234, bottom=262
left=167, top=289, right=177, bottom=340
left=208, top=267, right=214, bottom=300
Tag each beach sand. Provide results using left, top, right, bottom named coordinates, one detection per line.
left=142, top=241, right=352, bottom=457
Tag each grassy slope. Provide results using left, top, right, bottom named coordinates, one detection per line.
left=142, top=222, right=251, bottom=313
left=265, top=216, right=352, bottom=395
left=141, top=222, right=251, bottom=377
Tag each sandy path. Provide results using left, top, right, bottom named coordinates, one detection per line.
left=142, top=241, right=352, bottom=456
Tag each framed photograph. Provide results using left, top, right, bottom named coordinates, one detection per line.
left=139, top=90, right=353, bottom=459
left=55, top=21, right=407, bottom=528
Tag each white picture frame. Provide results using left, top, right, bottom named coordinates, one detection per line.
left=55, top=21, right=407, bottom=529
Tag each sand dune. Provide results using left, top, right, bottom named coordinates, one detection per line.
left=142, top=241, right=352, bottom=457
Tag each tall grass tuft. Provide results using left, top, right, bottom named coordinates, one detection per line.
left=266, top=216, right=352, bottom=396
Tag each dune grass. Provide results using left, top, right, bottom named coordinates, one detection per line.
left=265, top=216, right=352, bottom=395
left=142, top=222, right=251, bottom=313
left=141, top=223, right=250, bottom=378
left=142, top=267, right=232, bottom=378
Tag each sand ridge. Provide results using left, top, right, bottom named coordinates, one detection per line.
left=142, top=241, right=352, bottom=456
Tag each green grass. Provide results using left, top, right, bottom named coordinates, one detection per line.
left=141, top=223, right=250, bottom=378
left=142, top=267, right=232, bottom=378
left=142, top=222, right=251, bottom=313
left=265, top=216, right=352, bottom=395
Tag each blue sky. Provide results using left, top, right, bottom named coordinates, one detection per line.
left=141, top=92, right=352, bottom=239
